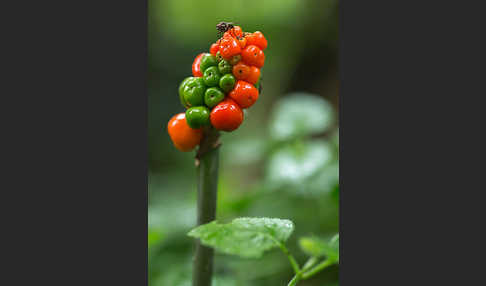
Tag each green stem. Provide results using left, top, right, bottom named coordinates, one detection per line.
left=301, top=259, right=335, bottom=280
left=287, top=275, right=300, bottom=286
left=192, top=128, right=220, bottom=286
left=287, top=257, right=319, bottom=286
left=302, top=257, right=319, bottom=270
left=277, top=242, right=301, bottom=275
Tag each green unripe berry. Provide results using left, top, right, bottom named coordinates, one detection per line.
left=183, top=77, right=206, bottom=107
left=185, top=106, right=210, bottom=129
left=200, top=53, right=218, bottom=72
left=178, top=77, right=193, bottom=108
left=219, top=74, right=236, bottom=93
left=215, top=51, right=224, bottom=62
left=218, top=59, right=232, bottom=75
left=203, top=66, right=221, bottom=87
left=204, top=87, right=225, bottom=108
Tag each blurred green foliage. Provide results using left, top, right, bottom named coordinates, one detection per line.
left=149, top=0, right=338, bottom=285
left=299, top=234, right=339, bottom=262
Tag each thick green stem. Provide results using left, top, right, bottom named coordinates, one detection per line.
left=192, top=128, right=220, bottom=286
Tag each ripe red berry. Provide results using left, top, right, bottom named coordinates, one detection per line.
left=167, top=113, right=203, bottom=152
left=192, top=53, right=204, bottom=77
left=245, top=31, right=267, bottom=50
left=219, top=35, right=242, bottom=60
left=210, top=98, right=244, bottom=131
left=232, top=61, right=251, bottom=81
left=245, top=66, right=260, bottom=85
left=210, top=43, right=219, bottom=55
left=228, top=80, right=259, bottom=109
left=241, top=45, right=265, bottom=68
left=230, top=26, right=243, bottom=38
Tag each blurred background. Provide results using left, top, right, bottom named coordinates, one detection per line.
left=149, top=0, right=339, bottom=285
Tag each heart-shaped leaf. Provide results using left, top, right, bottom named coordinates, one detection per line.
left=188, top=217, right=294, bottom=258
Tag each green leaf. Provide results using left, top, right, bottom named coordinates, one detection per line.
left=299, top=234, right=339, bottom=262
left=269, top=93, right=334, bottom=141
left=266, top=140, right=333, bottom=190
left=188, top=217, right=295, bottom=258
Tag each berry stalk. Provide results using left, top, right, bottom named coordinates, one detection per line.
left=193, top=127, right=220, bottom=286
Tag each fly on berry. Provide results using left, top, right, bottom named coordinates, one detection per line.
left=216, top=21, right=235, bottom=37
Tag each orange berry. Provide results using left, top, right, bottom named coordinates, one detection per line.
left=238, top=37, right=247, bottom=49
left=167, top=113, right=203, bottom=152
left=241, top=45, right=265, bottom=68
left=232, top=62, right=251, bottom=80
left=228, top=80, right=259, bottom=109
left=219, top=35, right=242, bottom=60
left=245, top=31, right=267, bottom=50
left=210, top=98, right=244, bottom=132
left=246, top=66, right=260, bottom=85
left=231, top=26, right=243, bottom=38
left=210, top=43, right=219, bottom=55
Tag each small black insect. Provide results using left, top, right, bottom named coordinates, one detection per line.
left=216, top=21, right=242, bottom=39
left=216, top=21, right=235, bottom=36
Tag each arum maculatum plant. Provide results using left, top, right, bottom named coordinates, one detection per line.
left=166, top=22, right=338, bottom=286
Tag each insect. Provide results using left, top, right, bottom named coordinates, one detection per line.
left=216, top=21, right=244, bottom=39
left=216, top=21, right=235, bottom=37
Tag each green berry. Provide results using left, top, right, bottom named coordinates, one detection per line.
left=178, top=77, right=193, bottom=108
left=183, top=77, right=206, bottom=107
left=215, top=51, right=224, bottom=62
left=203, top=66, right=221, bottom=87
left=218, top=59, right=232, bottom=75
left=204, top=87, right=225, bottom=108
left=200, top=53, right=218, bottom=72
left=219, top=74, right=236, bottom=93
left=185, top=106, right=210, bottom=129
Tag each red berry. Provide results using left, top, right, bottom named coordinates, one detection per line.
left=192, top=53, right=204, bottom=77
left=210, top=98, right=244, bottom=131
left=241, top=45, right=265, bottom=68
left=228, top=80, right=259, bottom=109
left=210, top=43, right=219, bottom=55
left=219, top=35, right=242, bottom=60
left=245, top=31, right=267, bottom=50
left=232, top=61, right=251, bottom=81
left=167, top=113, right=203, bottom=152
left=246, top=66, right=260, bottom=85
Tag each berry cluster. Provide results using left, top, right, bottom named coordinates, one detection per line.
left=168, top=24, right=267, bottom=152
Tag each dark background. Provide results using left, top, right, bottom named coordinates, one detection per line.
left=4, top=0, right=481, bottom=285
left=149, top=0, right=339, bottom=285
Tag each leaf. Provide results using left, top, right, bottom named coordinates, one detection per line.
left=188, top=217, right=295, bottom=258
left=269, top=93, right=334, bottom=141
left=299, top=233, right=339, bottom=262
left=266, top=140, right=333, bottom=190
